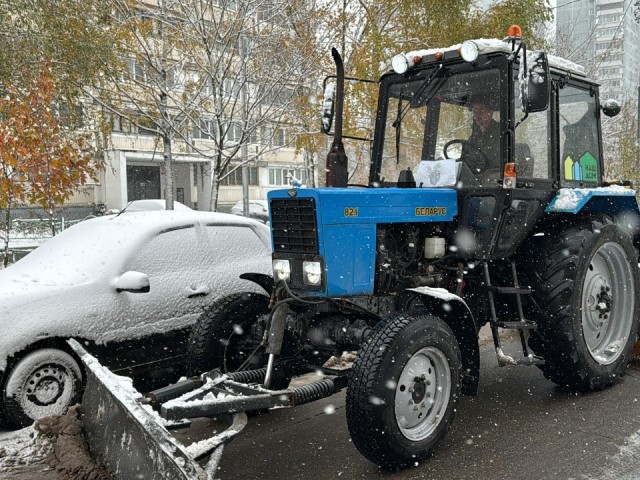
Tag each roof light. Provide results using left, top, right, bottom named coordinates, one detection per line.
left=434, top=51, right=444, bottom=61
left=459, top=41, right=479, bottom=62
left=392, top=54, right=410, bottom=74
left=506, top=24, right=523, bottom=39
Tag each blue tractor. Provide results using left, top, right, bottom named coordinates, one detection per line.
left=185, top=27, right=639, bottom=468
left=75, top=27, right=640, bottom=476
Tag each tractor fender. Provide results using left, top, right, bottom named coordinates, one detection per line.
left=400, top=287, right=480, bottom=396
left=239, top=273, right=274, bottom=295
left=545, top=187, right=639, bottom=217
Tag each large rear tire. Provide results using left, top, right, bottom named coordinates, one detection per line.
left=346, top=312, right=461, bottom=469
left=186, top=292, right=270, bottom=376
left=527, top=217, right=639, bottom=390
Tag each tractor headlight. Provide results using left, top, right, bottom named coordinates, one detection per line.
left=302, top=261, right=322, bottom=286
left=273, top=259, right=291, bottom=282
left=391, top=54, right=409, bottom=74
left=460, top=41, right=479, bottom=62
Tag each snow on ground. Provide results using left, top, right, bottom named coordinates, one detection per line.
left=585, top=430, right=640, bottom=480
left=0, top=425, right=52, bottom=474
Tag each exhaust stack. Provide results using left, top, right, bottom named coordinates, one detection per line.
left=325, top=48, right=348, bottom=187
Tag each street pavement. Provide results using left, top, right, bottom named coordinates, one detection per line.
left=173, top=330, right=640, bottom=480
left=3, top=329, right=640, bottom=479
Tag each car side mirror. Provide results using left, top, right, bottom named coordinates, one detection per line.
left=520, top=51, right=549, bottom=114
left=115, top=271, right=150, bottom=293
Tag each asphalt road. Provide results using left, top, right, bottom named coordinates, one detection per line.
left=172, top=334, right=640, bottom=480
left=3, top=332, right=640, bottom=480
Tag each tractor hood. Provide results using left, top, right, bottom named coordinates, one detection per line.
left=269, top=187, right=458, bottom=225
left=268, top=187, right=458, bottom=297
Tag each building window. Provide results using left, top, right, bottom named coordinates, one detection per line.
left=126, top=57, right=147, bottom=83
left=268, top=167, right=306, bottom=186
left=226, top=122, right=243, bottom=143
left=220, top=165, right=258, bottom=186
left=194, top=119, right=216, bottom=140
left=596, top=2, right=623, bottom=11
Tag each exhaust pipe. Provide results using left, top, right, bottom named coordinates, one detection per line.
left=325, top=48, right=348, bottom=188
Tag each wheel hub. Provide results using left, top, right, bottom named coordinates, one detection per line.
left=595, top=287, right=611, bottom=318
left=411, top=376, right=428, bottom=404
left=25, top=367, right=66, bottom=406
left=581, top=242, right=635, bottom=365
left=394, top=347, right=451, bottom=441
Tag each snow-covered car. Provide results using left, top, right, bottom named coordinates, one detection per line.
left=230, top=199, right=269, bottom=223
left=0, top=210, right=272, bottom=428
left=124, top=199, right=192, bottom=212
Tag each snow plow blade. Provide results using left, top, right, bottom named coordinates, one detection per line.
left=68, top=339, right=246, bottom=480
left=68, top=339, right=348, bottom=479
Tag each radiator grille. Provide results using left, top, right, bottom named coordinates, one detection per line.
left=270, top=198, right=319, bottom=254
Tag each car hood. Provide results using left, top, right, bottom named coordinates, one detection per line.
left=0, top=274, right=72, bottom=309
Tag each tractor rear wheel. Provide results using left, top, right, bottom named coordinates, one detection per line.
left=527, top=217, right=639, bottom=390
left=346, top=312, right=461, bottom=469
left=186, top=292, right=269, bottom=375
left=186, top=292, right=293, bottom=390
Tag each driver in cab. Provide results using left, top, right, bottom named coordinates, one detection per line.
left=463, top=95, right=501, bottom=174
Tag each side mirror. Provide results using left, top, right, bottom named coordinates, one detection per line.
left=602, top=99, right=621, bottom=117
left=321, top=80, right=335, bottom=134
left=520, top=51, right=550, bottom=113
left=114, top=271, right=150, bottom=293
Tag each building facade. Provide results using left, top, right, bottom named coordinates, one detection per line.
left=556, top=0, right=640, bottom=103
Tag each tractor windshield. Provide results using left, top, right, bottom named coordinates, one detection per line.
left=373, top=66, right=503, bottom=188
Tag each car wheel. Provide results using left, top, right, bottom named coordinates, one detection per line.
left=3, top=348, right=83, bottom=428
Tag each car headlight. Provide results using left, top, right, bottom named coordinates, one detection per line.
left=302, top=261, right=322, bottom=286
left=273, top=259, right=291, bottom=282
left=459, top=40, right=479, bottom=62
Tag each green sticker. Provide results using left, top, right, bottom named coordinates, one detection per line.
left=564, top=153, right=598, bottom=182
left=579, top=152, right=598, bottom=182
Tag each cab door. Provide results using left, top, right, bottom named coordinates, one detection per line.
left=488, top=66, right=558, bottom=257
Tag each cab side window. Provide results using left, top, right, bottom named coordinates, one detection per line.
left=558, top=85, right=600, bottom=185
left=514, top=74, right=551, bottom=179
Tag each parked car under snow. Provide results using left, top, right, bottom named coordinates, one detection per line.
left=0, top=210, right=272, bottom=428
left=230, top=199, right=269, bottom=223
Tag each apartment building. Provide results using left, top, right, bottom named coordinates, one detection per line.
left=556, top=0, right=640, bottom=103
left=60, top=0, right=315, bottom=216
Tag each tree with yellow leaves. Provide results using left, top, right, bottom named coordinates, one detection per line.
left=0, top=66, right=101, bottom=266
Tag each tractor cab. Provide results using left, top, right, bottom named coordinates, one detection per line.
left=323, top=26, right=620, bottom=260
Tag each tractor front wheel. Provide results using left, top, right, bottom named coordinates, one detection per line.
left=346, top=312, right=461, bottom=469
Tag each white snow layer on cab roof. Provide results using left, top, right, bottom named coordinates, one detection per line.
left=399, top=38, right=586, bottom=76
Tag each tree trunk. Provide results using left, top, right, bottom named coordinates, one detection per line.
left=210, top=175, right=219, bottom=212
left=163, top=133, right=174, bottom=210
left=2, top=205, right=11, bottom=268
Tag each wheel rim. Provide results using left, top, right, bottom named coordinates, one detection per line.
left=581, top=241, right=635, bottom=365
left=394, top=346, right=451, bottom=441
left=18, top=364, right=76, bottom=416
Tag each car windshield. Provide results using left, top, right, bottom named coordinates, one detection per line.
left=377, top=67, right=502, bottom=187
left=6, top=218, right=145, bottom=285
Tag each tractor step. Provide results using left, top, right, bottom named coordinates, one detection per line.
left=487, top=286, right=531, bottom=295
left=493, top=319, right=537, bottom=330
